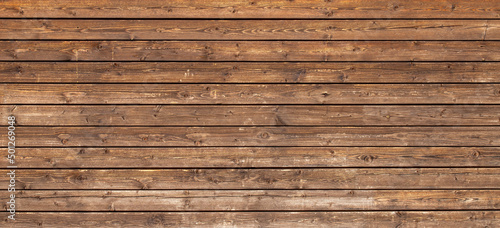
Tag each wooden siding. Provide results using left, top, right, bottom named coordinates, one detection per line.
left=1, top=0, right=500, bottom=227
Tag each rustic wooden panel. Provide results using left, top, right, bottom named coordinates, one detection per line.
left=3, top=62, right=500, bottom=83
left=1, top=147, right=498, bottom=168
left=5, top=190, right=499, bottom=211
left=3, top=84, right=500, bottom=104
left=1, top=20, right=498, bottom=41
left=2, top=127, right=500, bottom=147
left=3, top=0, right=500, bottom=224
left=1, top=211, right=499, bottom=228
left=3, top=105, right=500, bottom=126
left=2, top=168, right=499, bottom=190
left=2, top=41, right=500, bottom=61
left=1, top=0, right=499, bottom=19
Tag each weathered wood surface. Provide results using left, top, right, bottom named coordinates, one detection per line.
left=1, top=147, right=498, bottom=168
left=2, top=211, right=499, bottom=228
left=3, top=0, right=500, bottom=225
left=1, top=20, right=498, bottom=41
left=2, top=41, right=500, bottom=61
left=3, top=190, right=499, bottom=211
left=3, top=84, right=500, bottom=104
left=3, top=105, right=500, bottom=126
left=2, top=127, right=500, bottom=147
left=3, top=62, right=500, bottom=83
left=2, top=168, right=499, bottom=190
left=1, top=0, right=499, bottom=19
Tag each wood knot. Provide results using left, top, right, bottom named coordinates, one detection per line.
left=146, top=214, right=167, bottom=226
left=179, top=92, right=191, bottom=98
left=358, top=155, right=377, bottom=163
left=469, top=150, right=481, bottom=160
left=259, top=132, right=270, bottom=139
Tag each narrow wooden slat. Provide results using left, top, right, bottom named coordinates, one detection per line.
left=3, top=105, right=500, bottom=126
left=4, top=190, right=499, bottom=211
left=2, top=84, right=500, bottom=104
left=1, top=20, right=498, bottom=41
left=2, top=41, right=500, bottom=61
left=2, top=168, right=499, bottom=190
left=2, top=127, right=500, bottom=147
left=1, top=0, right=499, bottom=19
left=1, top=147, right=498, bottom=168
left=1, top=211, right=499, bottom=227
left=3, top=62, right=500, bottom=83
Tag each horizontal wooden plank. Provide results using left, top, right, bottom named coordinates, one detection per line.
left=2, top=41, right=500, bottom=61
left=1, top=211, right=499, bottom=227
left=3, top=62, right=500, bottom=83
left=3, top=84, right=500, bottom=104
left=1, top=20, right=498, bottom=41
left=4, top=190, right=499, bottom=211
left=1, top=147, right=499, bottom=168
left=2, top=168, right=499, bottom=190
left=1, top=0, right=499, bottom=19
left=2, top=127, right=500, bottom=147
left=3, top=105, right=500, bottom=126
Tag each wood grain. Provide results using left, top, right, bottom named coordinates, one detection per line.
left=1, top=147, right=498, bottom=168
left=2, top=41, right=500, bottom=61
left=3, top=62, right=500, bottom=83
left=0, top=62, right=500, bottom=83
left=2, top=211, right=499, bottom=228
left=2, top=168, right=499, bottom=190
left=1, top=0, right=499, bottom=19
left=3, top=0, right=500, bottom=224
left=4, top=190, right=499, bottom=211
left=3, top=84, right=500, bottom=104
left=3, top=105, right=500, bottom=126
left=1, top=20, right=498, bottom=41
left=2, top=127, right=500, bottom=147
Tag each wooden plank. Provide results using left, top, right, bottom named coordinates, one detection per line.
left=2, top=41, right=500, bottom=61
left=2, top=168, right=499, bottom=190
left=3, top=62, right=500, bottom=83
left=1, top=20, right=498, bottom=41
left=1, top=0, right=499, bottom=19
left=3, top=105, right=500, bottom=126
left=1, top=211, right=499, bottom=227
left=4, top=190, right=499, bottom=211
left=1, top=147, right=499, bottom=168
left=3, top=84, right=500, bottom=104
left=2, top=127, right=500, bottom=147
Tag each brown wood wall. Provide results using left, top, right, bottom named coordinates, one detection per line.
left=1, top=0, right=500, bottom=227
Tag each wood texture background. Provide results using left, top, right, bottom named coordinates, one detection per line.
left=1, top=0, right=500, bottom=227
